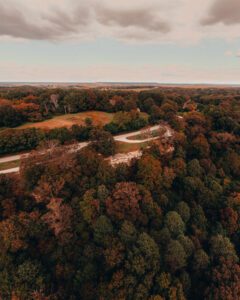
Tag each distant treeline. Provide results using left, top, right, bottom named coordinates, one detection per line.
left=1, top=87, right=240, bottom=154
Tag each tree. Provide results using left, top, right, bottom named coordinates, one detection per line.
left=165, top=240, right=187, bottom=273
left=137, top=154, right=162, bottom=191
left=176, top=202, right=190, bottom=223
left=119, top=220, right=137, bottom=244
left=171, top=158, right=186, bottom=177
left=80, top=189, right=100, bottom=225
left=14, top=260, right=46, bottom=299
left=42, top=198, right=73, bottom=245
left=205, top=257, right=240, bottom=300
left=137, top=232, right=160, bottom=272
left=90, top=128, right=116, bottom=156
left=0, top=128, right=45, bottom=155
left=190, top=134, right=210, bottom=159
left=106, top=182, right=143, bottom=222
left=94, top=215, right=113, bottom=245
left=178, top=235, right=194, bottom=258
left=210, top=235, right=238, bottom=263
left=0, top=216, right=27, bottom=252
left=220, top=207, right=238, bottom=235
left=85, top=117, right=93, bottom=127
left=164, top=211, right=185, bottom=237
left=187, top=159, right=203, bottom=178
left=162, top=167, right=176, bottom=189
left=0, top=105, right=24, bottom=127
left=104, top=238, right=124, bottom=269
left=192, top=249, right=209, bottom=271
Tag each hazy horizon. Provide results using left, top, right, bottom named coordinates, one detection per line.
left=1, top=81, right=240, bottom=86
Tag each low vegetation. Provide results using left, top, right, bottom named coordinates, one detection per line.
left=115, top=141, right=149, bottom=153
left=0, top=160, right=20, bottom=171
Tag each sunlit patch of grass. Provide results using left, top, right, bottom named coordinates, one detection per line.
left=115, top=141, right=149, bottom=153
left=127, top=129, right=160, bottom=141
left=0, top=160, right=20, bottom=171
left=17, top=111, right=114, bottom=130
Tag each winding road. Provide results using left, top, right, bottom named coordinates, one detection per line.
left=0, top=125, right=172, bottom=175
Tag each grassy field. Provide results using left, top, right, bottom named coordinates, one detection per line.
left=18, top=111, right=114, bottom=130
left=115, top=141, right=149, bottom=153
left=127, top=129, right=160, bottom=141
left=0, top=160, right=20, bottom=171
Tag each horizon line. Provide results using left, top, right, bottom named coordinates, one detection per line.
left=0, top=81, right=240, bottom=85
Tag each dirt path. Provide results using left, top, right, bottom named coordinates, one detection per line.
left=0, top=124, right=172, bottom=174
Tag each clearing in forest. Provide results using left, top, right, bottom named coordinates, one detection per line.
left=18, top=111, right=114, bottom=130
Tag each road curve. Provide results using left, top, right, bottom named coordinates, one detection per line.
left=0, top=125, right=171, bottom=175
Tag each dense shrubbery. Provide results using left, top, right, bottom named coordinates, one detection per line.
left=0, top=87, right=240, bottom=299
left=0, top=128, right=45, bottom=154
left=104, top=110, right=148, bottom=134
left=0, top=105, right=25, bottom=127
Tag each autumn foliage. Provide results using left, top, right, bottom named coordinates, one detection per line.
left=0, top=86, right=240, bottom=299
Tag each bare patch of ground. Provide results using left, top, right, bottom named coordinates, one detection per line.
left=108, top=150, right=143, bottom=166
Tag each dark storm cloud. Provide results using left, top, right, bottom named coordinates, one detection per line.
left=95, top=6, right=171, bottom=32
left=202, top=0, right=240, bottom=25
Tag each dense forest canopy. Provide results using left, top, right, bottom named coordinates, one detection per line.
left=0, top=86, right=240, bottom=299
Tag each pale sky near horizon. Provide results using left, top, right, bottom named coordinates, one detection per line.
left=1, top=0, right=240, bottom=83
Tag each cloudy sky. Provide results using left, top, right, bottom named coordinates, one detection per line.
left=1, top=0, right=240, bottom=83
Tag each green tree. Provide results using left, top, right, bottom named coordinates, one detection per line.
left=137, top=154, right=162, bottom=191
left=210, top=235, right=238, bottom=263
left=176, top=202, right=190, bottom=223
left=14, top=261, right=46, bottom=299
left=90, top=128, right=116, bottom=156
left=192, top=249, right=209, bottom=271
left=165, top=240, right=187, bottom=273
left=94, top=215, right=113, bottom=245
left=165, top=211, right=185, bottom=237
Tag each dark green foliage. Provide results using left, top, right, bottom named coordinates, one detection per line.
left=90, top=128, right=116, bottom=156
left=0, top=128, right=45, bottom=154
left=0, top=105, right=24, bottom=127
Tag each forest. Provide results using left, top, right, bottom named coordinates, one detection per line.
left=0, top=86, right=240, bottom=299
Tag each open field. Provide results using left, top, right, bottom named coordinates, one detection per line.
left=115, top=141, right=149, bottom=153
left=0, top=160, right=20, bottom=171
left=127, top=129, right=160, bottom=141
left=18, top=111, right=114, bottom=130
